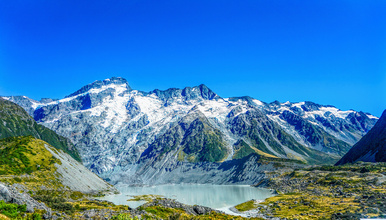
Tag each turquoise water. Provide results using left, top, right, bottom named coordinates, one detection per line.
left=100, top=184, right=274, bottom=209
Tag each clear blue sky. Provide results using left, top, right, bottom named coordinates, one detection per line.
left=1, top=0, right=385, bottom=116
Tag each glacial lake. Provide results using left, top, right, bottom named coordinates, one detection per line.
left=99, top=184, right=274, bottom=211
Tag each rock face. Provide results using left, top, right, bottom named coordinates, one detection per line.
left=0, top=183, right=51, bottom=215
left=44, top=143, right=116, bottom=193
left=336, top=110, right=386, bottom=165
left=4, top=77, right=378, bottom=185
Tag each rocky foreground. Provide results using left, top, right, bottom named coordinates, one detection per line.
left=3, top=163, right=385, bottom=220
left=239, top=162, right=386, bottom=220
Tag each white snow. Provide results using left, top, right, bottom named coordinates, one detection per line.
left=41, top=83, right=128, bottom=108
left=195, top=99, right=230, bottom=122
left=88, top=83, right=127, bottom=95
left=283, top=101, right=290, bottom=105
left=278, top=102, right=355, bottom=120
left=134, top=93, right=164, bottom=123
left=366, top=114, right=378, bottom=120
left=319, top=107, right=354, bottom=119
left=99, top=94, right=129, bottom=132
left=252, top=99, right=264, bottom=106
left=292, top=102, right=305, bottom=108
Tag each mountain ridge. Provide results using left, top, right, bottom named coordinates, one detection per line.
left=2, top=77, right=378, bottom=185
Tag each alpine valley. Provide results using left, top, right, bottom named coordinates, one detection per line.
left=3, top=77, right=378, bottom=186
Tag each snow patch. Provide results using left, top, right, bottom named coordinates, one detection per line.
left=252, top=99, right=263, bottom=106
left=366, top=114, right=378, bottom=120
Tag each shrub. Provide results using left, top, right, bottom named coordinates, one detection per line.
left=32, top=213, right=42, bottom=220
left=33, top=191, right=74, bottom=214
left=0, top=200, right=27, bottom=218
left=111, top=214, right=135, bottom=220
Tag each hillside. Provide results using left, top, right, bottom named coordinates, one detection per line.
left=0, top=136, right=115, bottom=193
left=0, top=97, right=81, bottom=162
left=336, top=109, right=386, bottom=165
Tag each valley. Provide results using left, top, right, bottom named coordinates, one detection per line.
left=0, top=78, right=385, bottom=219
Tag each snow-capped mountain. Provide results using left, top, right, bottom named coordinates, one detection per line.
left=3, top=77, right=378, bottom=185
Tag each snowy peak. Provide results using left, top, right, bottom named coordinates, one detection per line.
left=65, top=77, right=131, bottom=98
left=181, top=84, right=219, bottom=101
left=149, top=84, right=219, bottom=103
left=227, top=96, right=265, bottom=107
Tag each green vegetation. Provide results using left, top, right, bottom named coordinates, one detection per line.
left=306, top=162, right=386, bottom=173
left=141, top=206, right=185, bottom=219
left=0, top=136, right=59, bottom=175
left=33, top=191, right=75, bottom=214
left=71, top=199, right=128, bottom=212
left=127, top=194, right=164, bottom=202
left=0, top=200, right=27, bottom=219
left=0, top=98, right=81, bottom=162
left=111, top=214, right=138, bottom=220
left=258, top=154, right=305, bottom=165
left=0, top=136, right=66, bottom=191
left=254, top=163, right=386, bottom=219
left=259, top=193, right=360, bottom=219
left=196, top=132, right=227, bottom=162
left=69, top=191, right=85, bottom=200
left=232, top=140, right=256, bottom=159
left=0, top=200, right=42, bottom=220
left=233, top=140, right=279, bottom=159
left=182, top=118, right=228, bottom=163
left=234, top=200, right=258, bottom=212
left=137, top=205, right=264, bottom=220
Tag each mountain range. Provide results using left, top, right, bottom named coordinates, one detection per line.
left=3, top=77, right=378, bottom=185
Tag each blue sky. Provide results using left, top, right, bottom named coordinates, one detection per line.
left=1, top=0, right=385, bottom=116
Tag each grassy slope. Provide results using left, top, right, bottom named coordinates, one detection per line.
left=0, top=136, right=64, bottom=189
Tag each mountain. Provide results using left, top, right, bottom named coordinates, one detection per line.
left=3, top=77, right=378, bottom=185
left=0, top=97, right=81, bottom=162
left=336, top=110, right=386, bottom=165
